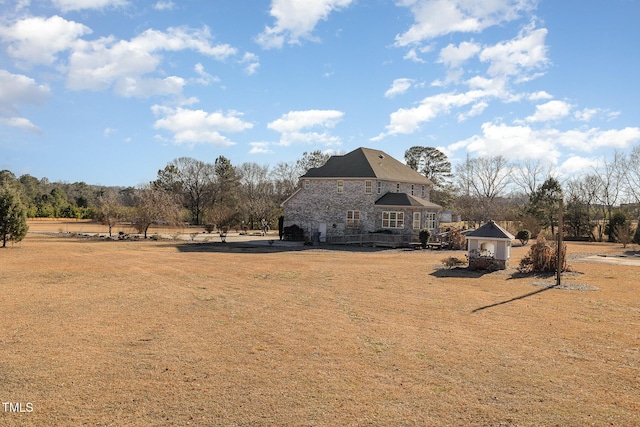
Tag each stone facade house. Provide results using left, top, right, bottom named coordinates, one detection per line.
left=281, top=147, right=442, bottom=242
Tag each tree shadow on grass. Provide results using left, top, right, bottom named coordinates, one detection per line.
left=429, top=267, right=495, bottom=278
left=173, top=241, right=399, bottom=254
left=471, top=283, right=560, bottom=313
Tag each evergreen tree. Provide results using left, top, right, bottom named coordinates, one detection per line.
left=0, top=185, right=29, bottom=247
left=528, top=177, right=563, bottom=236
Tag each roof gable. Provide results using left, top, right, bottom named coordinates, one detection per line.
left=302, top=147, right=432, bottom=184
left=465, top=221, right=515, bottom=240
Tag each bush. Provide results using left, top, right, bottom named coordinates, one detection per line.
left=634, top=221, right=640, bottom=245
left=519, top=235, right=568, bottom=273
left=516, top=229, right=531, bottom=245
left=204, top=224, right=215, bottom=233
left=442, top=256, right=467, bottom=268
left=419, top=229, right=431, bottom=249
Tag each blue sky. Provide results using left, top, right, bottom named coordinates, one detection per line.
left=1, top=0, right=639, bottom=187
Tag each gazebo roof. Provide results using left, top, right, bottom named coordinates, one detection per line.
left=465, top=220, right=515, bottom=240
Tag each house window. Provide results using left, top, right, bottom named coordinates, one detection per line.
left=346, top=210, right=361, bottom=228
left=425, top=212, right=436, bottom=231
left=382, top=211, right=404, bottom=228
left=421, top=185, right=425, bottom=198
left=411, top=184, right=415, bottom=195
left=396, top=183, right=400, bottom=193
left=365, top=180, right=372, bottom=194
left=303, top=180, right=310, bottom=189
left=413, top=212, right=421, bottom=230
left=337, top=180, right=343, bottom=193
left=377, top=181, right=382, bottom=194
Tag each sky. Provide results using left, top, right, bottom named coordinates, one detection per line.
left=1, top=0, right=639, bottom=187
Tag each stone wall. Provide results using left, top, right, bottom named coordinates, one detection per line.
left=283, top=178, right=436, bottom=239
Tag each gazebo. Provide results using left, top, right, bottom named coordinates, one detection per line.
left=465, top=220, right=515, bottom=270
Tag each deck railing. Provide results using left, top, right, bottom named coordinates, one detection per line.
left=327, top=233, right=415, bottom=247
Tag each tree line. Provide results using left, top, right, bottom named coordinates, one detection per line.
left=2, top=145, right=640, bottom=246
left=0, top=151, right=330, bottom=243
left=405, top=145, right=640, bottom=243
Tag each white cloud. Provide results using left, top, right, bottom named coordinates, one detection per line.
left=249, top=142, right=273, bottom=154
left=0, top=70, right=51, bottom=132
left=153, top=1, right=175, bottom=11
left=114, top=76, right=185, bottom=98
left=192, top=63, right=220, bottom=86
left=0, top=116, right=41, bottom=133
left=52, top=0, right=129, bottom=12
left=403, top=48, right=425, bottom=63
left=528, top=90, right=553, bottom=101
left=559, top=155, right=599, bottom=176
left=525, top=100, right=572, bottom=122
left=256, top=0, right=354, bottom=49
left=373, top=89, right=488, bottom=140
left=66, top=26, right=237, bottom=96
left=395, top=0, right=536, bottom=46
left=0, top=15, right=91, bottom=66
left=479, top=25, right=548, bottom=78
left=448, top=122, right=640, bottom=165
left=457, top=101, right=488, bottom=122
left=268, top=109, right=344, bottom=146
left=240, top=52, right=260, bottom=75
left=152, top=105, right=253, bottom=146
left=385, top=78, right=414, bottom=98
left=437, top=40, right=481, bottom=68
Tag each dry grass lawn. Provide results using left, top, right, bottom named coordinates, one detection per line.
left=1, top=221, right=639, bottom=426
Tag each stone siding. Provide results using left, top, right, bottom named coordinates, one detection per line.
left=284, top=178, right=437, bottom=240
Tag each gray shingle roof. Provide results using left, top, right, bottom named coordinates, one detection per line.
left=375, top=192, right=442, bottom=209
left=465, top=221, right=515, bottom=240
left=302, top=147, right=433, bottom=184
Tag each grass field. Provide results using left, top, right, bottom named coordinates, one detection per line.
left=1, top=221, right=639, bottom=426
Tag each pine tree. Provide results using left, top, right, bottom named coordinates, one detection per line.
left=0, top=185, right=29, bottom=247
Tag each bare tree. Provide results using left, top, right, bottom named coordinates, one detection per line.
left=511, top=158, right=553, bottom=196
left=454, top=155, right=512, bottom=223
left=271, top=161, right=299, bottom=202
left=456, top=155, right=512, bottom=202
left=132, top=185, right=182, bottom=238
left=623, top=144, right=640, bottom=205
left=238, top=162, right=276, bottom=229
left=591, top=152, right=625, bottom=240
left=96, top=189, right=125, bottom=237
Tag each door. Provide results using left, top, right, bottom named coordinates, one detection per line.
left=318, top=223, right=327, bottom=242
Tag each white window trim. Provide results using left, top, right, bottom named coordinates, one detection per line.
left=346, top=210, right=361, bottom=228
left=337, top=180, right=343, bottom=193
left=365, top=180, right=372, bottom=194
left=382, top=211, right=405, bottom=229
left=425, top=212, right=436, bottom=231
left=413, top=212, right=421, bottom=230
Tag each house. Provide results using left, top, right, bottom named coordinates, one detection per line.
left=281, top=147, right=442, bottom=243
left=465, top=220, right=515, bottom=270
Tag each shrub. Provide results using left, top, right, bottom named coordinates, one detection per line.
left=441, top=256, right=467, bottom=268
left=419, top=229, right=431, bottom=249
left=447, top=228, right=467, bottom=250
left=634, top=221, right=640, bottom=245
left=204, top=224, right=215, bottom=233
left=519, top=235, right=567, bottom=273
left=516, top=229, right=531, bottom=245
